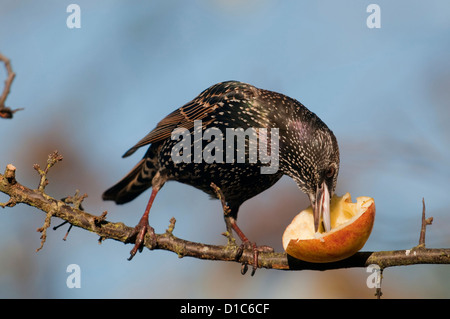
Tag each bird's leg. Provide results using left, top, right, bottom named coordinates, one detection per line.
left=227, top=216, right=258, bottom=275
left=227, top=216, right=274, bottom=276
left=211, top=182, right=273, bottom=276
left=128, top=188, right=158, bottom=260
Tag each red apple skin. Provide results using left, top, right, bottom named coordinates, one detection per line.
left=285, top=202, right=375, bottom=263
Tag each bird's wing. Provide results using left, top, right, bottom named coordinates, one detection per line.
left=122, top=81, right=260, bottom=157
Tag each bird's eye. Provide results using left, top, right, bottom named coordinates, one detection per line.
left=326, top=166, right=335, bottom=178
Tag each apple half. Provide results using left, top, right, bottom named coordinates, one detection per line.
left=282, top=193, right=375, bottom=263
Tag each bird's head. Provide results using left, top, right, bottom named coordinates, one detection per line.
left=279, top=113, right=340, bottom=234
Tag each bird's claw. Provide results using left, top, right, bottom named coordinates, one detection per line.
left=237, top=241, right=257, bottom=276
left=128, top=222, right=157, bottom=261
left=236, top=240, right=274, bottom=276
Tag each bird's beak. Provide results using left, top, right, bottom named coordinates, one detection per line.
left=312, top=181, right=331, bottom=233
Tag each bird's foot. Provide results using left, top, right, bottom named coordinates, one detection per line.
left=128, top=218, right=157, bottom=261
left=223, top=216, right=274, bottom=276
left=236, top=240, right=274, bottom=276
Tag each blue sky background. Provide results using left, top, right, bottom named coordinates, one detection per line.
left=0, top=1, right=449, bottom=298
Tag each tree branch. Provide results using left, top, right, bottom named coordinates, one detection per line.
left=1, top=153, right=450, bottom=276
left=0, top=53, right=23, bottom=119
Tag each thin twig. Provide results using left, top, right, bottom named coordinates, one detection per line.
left=0, top=53, right=23, bottom=119
left=63, top=190, right=87, bottom=211
left=418, top=198, right=433, bottom=248
left=210, top=182, right=231, bottom=215
left=36, top=208, right=55, bottom=251
left=33, top=151, right=63, bottom=192
left=32, top=152, right=63, bottom=250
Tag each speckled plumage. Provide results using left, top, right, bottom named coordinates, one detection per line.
left=103, top=81, right=340, bottom=261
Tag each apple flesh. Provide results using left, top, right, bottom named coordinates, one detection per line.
left=282, top=193, right=375, bottom=263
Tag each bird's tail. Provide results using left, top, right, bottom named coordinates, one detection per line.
left=102, top=148, right=158, bottom=204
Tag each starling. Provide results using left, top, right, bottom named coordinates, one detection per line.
left=103, top=81, right=340, bottom=271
